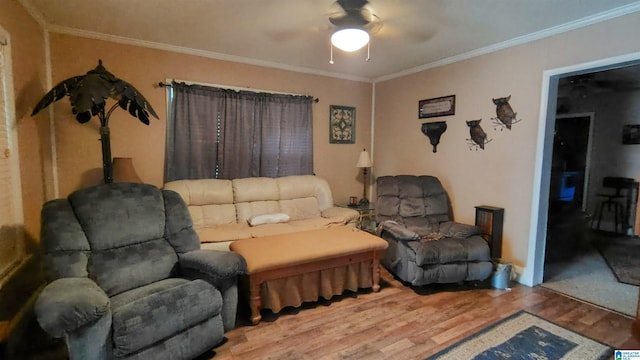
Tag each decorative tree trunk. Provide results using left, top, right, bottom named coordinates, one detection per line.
left=100, top=126, right=113, bottom=184
left=30, top=61, right=159, bottom=184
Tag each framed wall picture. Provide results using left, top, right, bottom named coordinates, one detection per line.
left=419, top=95, right=456, bottom=118
left=330, top=105, right=355, bottom=144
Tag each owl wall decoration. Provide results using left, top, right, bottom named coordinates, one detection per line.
left=466, top=119, right=491, bottom=150
left=491, top=95, right=521, bottom=130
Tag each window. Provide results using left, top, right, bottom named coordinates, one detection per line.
left=165, top=82, right=314, bottom=181
left=0, top=29, right=25, bottom=285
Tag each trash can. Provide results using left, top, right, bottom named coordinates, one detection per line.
left=491, top=259, right=512, bottom=290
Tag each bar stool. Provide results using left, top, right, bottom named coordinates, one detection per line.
left=591, top=177, right=634, bottom=232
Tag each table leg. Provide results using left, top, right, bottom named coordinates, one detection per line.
left=372, top=258, right=381, bottom=292
left=249, top=276, right=262, bottom=325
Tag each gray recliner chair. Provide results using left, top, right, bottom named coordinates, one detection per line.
left=376, top=175, right=492, bottom=286
left=34, top=183, right=246, bottom=360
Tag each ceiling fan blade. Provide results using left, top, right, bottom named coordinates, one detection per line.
left=377, top=21, right=436, bottom=43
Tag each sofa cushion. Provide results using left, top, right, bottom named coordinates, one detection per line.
left=280, top=198, right=321, bottom=221
left=277, top=175, right=334, bottom=211
left=399, top=197, right=426, bottom=217
left=68, top=184, right=165, bottom=250
left=236, top=201, right=281, bottom=222
left=377, top=196, right=399, bottom=218
left=233, top=177, right=279, bottom=202
left=164, top=179, right=234, bottom=206
left=407, top=235, right=490, bottom=265
left=90, top=238, right=178, bottom=296
left=189, top=204, right=237, bottom=228
left=196, top=223, right=253, bottom=243
left=321, top=207, right=361, bottom=223
left=111, top=278, right=221, bottom=358
left=248, top=223, right=302, bottom=238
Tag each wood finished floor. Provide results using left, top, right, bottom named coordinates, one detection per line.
left=209, top=267, right=640, bottom=360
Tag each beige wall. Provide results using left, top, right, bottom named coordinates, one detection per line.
left=0, top=0, right=50, bottom=248
left=374, top=12, right=640, bottom=277
left=46, top=34, right=373, bottom=204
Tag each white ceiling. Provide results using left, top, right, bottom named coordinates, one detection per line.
left=21, top=0, right=640, bottom=81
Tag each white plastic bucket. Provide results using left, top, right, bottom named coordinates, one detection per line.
left=491, top=260, right=512, bottom=290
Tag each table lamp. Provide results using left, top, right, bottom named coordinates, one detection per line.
left=356, top=149, right=373, bottom=206
left=112, top=157, right=142, bottom=183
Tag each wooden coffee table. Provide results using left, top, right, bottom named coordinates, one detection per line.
left=229, top=226, right=388, bottom=324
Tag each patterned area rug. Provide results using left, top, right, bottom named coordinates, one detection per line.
left=426, top=311, right=612, bottom=360
left=593, top=234, right=640, bottom=286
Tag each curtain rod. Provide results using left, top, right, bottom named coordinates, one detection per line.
left=157, top=81, right=319, bottom=103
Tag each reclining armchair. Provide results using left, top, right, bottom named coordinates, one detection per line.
left=376, top=175, right=492, bottom=286
left=34, top=183, right=246, bottom=360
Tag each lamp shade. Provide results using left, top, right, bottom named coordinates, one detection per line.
left=356, top=149, right=373, bottom=168
left=112, top=157, right=142, bottom=183
left=331, top=28, right=369, bottom=52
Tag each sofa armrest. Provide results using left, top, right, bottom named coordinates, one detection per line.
left=34, top=278, right=110, bottom=338
left=438, top=221, right=480, bottom=238
left=378, top=220, right=421, bottom=240
left=321, top=207, right=360, bottom=223
left=179, top=249, right=247, bottom=285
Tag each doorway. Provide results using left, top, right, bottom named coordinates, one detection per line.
left=528, top=54, right=640, bottom=317
left=551, top=114, right=593, bottom=209
left=545, top=114, right=593, bottom=264
left=527, top=52, right=640, bottom=287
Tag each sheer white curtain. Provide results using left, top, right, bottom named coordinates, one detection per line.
left=165, top=82, right=314, bottom=181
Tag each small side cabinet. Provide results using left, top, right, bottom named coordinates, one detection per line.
left=475, top=205, right=504, bottom=259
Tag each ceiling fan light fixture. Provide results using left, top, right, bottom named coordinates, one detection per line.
left=331, top=28, right=369, bottom=52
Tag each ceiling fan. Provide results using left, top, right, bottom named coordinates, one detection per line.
left=561, top=72, right=640, bottom=98
left=266, top=1, right=435, bottom=64
left=327, top=0, right=381, bottom=63
left=328, top=0, right=382, bottom=35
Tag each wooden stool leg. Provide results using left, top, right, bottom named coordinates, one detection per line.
left=613, top=203, right=620, bottom=233
left=617, top=203, right=625, bottom=233
left=249, top=276, right=262, bottom=325
left=596, top=201, right=606, bottom=230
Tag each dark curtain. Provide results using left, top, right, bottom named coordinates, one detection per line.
left=165, top=82, right=313, bottom=181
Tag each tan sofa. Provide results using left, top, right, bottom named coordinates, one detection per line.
left=164, top=175, right=360, bottom=250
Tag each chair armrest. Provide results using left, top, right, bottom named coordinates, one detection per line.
left=378, top=220, right=420, bottom=240
left=179, top=250, right=247, bottom=285
left=34, top=278, right=110, bottom=338
left=438, top=221, right=480, bottom=238
left=321, top=207, right=360, bottom=223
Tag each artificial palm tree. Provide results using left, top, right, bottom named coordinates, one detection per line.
left=31, top=60, right=158, bottom=183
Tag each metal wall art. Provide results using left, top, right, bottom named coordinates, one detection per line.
left=421, top=121, right=447, bottom=153
left=419, top=95, right=456, bottom=119
left=466, top=119, right=492, bottom=150
left=329, top=105, right=355, bottom=144
left=491, top=95, right=521, bottom=130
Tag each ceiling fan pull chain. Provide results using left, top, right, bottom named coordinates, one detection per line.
left=329, top=43, right=334, bottom=64
left=366, top=42, right=371, bottom=62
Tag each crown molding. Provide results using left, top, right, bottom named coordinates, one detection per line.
left=46, top=25, right=372, bottom=83
left=16, top=0, right=47, bottom=28
left=374, top=2, right=640, bottom=83
left=19, top=0, right=640, bottom=84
